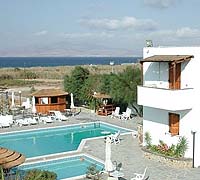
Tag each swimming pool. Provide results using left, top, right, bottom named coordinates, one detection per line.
left=15, top=154, right=104, bottom=180
left=0, top=122, right=131, bottom=158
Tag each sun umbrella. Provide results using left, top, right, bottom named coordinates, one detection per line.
left=11, top=91, right=15, bottom=107
left=32, top=96, right=37, bottom=114
left=0, top=147, right=26, bottom=169
left=70, top=93, right=75, bottom=109
left=104, top=137, right=115, bottom=172
left=25, top=98, right=31, bottom=109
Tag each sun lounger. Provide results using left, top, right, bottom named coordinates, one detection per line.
left=0, top=115, right=11, bottom=128
left=5, top=115, right=14, bottom=125
left=15, top=118, right=29, bottom=127
left=40, top=116, right=54, bottom=124
left=50, top=111, right=68, bottom=121
left=26, top=117, right=38, bottom=125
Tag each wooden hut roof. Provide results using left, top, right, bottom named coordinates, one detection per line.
left=0, top=147, right=26, bottom=169
left=31, top=89, right=68, bottom=97
left=92, top=92, right=111, bottom=99
left=140, top=55, right=194, bottom=64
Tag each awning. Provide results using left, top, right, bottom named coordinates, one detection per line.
left=0, top=147, right=26, bottom=169
left=140, top=55, right=194, bottom=64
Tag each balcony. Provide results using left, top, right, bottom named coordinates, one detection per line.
left=137, top=86, right=194, bottom=111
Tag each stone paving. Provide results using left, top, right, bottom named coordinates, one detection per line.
left=1, top=110, right=200, bottom=180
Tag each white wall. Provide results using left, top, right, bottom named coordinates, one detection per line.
left=138, top=86, right=193, bottom=111
left=143, top=107, right=193, bottom=158
left=142, top=46, right=200, bottom=167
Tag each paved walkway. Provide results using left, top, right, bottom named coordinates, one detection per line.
left=1, top=111, right=200, bottom=180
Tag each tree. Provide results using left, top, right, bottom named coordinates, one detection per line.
left=63, top=65, right=142, bottom=116
left=64, top=66, right=90, bottom=104
left=79, top=75, right=100, bottom=108
left=79, top=74, right=115, bottom=108
left=110, top=66, right=142, bottom=116
left=99, top=74, right=115, bottom=94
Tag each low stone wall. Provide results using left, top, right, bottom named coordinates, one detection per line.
left=143, top=149, right=192, bottom=168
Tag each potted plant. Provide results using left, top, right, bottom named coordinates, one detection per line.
left=86, top=164, right=101, bottom=180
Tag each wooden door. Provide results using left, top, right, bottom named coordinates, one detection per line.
left=169, top=63, right=181, bottom=89
left=169, top=113, right=180, bottom=136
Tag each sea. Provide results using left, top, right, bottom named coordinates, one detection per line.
left=0, top=57, right=141, bottom=68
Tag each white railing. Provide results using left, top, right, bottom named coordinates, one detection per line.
left=137, top=86, right=194, bottom=111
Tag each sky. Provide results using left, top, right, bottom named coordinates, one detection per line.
left=0, top=0, right=200, bottom=57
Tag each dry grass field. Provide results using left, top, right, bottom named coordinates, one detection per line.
left=0, top=63, right=139, bottom=96
left=0, top=64, right=138, bottom=79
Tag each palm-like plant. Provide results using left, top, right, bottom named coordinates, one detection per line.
left=175, top=136, right=188, bottom=157
left=0, top=166, right=4, bottom=180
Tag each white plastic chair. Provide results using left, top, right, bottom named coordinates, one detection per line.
left=111, top=107, right=121, bottom=119
left=131, top=167, right=148, bottom=180
left=121, top=108, right=132, bottom=120
left=109, top=130, right=120, bottom=144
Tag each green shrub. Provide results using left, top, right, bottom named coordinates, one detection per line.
left=30, top=86, right=36, bottom=93
left=145, top=133, right=188, bottom=158
left=20, top=71, right=38, bottom=79
left=86, top=164, right=101, bottom=180
left=23, top=169, right=57, bottom=180
left=0, top=74, right=13, bottom=80
left=144, top=132, right=152, bottom=148
left=174, top=136, right=188, bottom=157
left=0, top=79, right=39, bottom=87
left=0, top=166, right=5, bottom=180
left=144, top=132, right=188, bottom=158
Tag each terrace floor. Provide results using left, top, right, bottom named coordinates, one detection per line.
left=1, top=109, right=200, bottom=180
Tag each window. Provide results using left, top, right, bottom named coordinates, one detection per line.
left=35, top=97, right=39, bottom=104
left=51, top=97, right=58, bottom=104
left=41, top=97, right=48, bottom=104
left=169, top=113, right=180, bottom=136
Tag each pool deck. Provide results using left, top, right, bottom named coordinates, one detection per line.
left=1, top=110, right=200, bottom=180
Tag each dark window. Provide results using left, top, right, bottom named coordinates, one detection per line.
left=35, top=97, right=39, bottom=104
left=51, top=97, right=58, bottom=104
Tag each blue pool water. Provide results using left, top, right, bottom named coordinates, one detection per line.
left=0, top=122, right=130, bottom=158
left=15, top=155, right=104, bottom=180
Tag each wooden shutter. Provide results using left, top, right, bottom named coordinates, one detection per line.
left=168, top=63, right=181, bottom=89
left=169, top=63, right=174, bottom=89
left=169, top=113, right=180, bottom=136
left=175, top=63, right=181, bottom=89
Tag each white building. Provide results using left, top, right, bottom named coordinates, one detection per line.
left=137, top=46, right=200, bottom=167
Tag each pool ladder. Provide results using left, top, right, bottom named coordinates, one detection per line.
left=94, top=122, right=100, bottom=128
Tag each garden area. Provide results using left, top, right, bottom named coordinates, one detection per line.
left=63, top=65, right=142, bottom=116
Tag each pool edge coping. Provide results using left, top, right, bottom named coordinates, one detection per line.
left=0, top=121, right=136, bottom=163
left=21, top=153, right=105, bottom=180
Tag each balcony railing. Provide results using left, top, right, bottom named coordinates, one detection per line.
left=137, top=86, right=194, bottom=111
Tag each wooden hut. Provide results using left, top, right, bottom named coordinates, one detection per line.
left=31, top=89, right=69, bottom=114
left=92, top=92, right=115, bottom=116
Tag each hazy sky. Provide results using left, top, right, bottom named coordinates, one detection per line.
left=0, top=0, right=200, bottom=56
